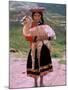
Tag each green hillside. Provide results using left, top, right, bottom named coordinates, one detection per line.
left=9, top=12, right=66, bottom=58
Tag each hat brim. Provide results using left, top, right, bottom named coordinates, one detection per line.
left=30, top=8, right=46, bottom=13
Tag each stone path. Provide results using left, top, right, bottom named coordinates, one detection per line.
left=9, top=54, right=66, bottom=89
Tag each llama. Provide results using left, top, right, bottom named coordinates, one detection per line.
left=21, top=16, right=56, bottom=40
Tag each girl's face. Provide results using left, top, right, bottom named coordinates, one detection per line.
left=33, top=12, right=41, bottom=22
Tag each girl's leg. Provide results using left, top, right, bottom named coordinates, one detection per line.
left=40, top=75, right=44, bottom=87
left=34, top=77, right=38, bottom=87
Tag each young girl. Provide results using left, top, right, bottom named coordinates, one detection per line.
left=22, top=8, right=56, bottom=87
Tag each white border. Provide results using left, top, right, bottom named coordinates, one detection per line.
left=0, top=0, right=67, bottom=90
left=9, top=0, right=67, bottom=4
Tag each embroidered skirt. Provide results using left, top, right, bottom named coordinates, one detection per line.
left=27, top=43, right=53, bottom=78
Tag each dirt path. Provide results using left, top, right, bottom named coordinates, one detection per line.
left=9, top=53, right=66, bottom=89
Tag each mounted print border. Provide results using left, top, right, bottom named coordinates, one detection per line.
left=9, top=1, right=66, bottom=89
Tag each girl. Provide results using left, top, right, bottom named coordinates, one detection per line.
left=22, top=8, right=56, bottom=87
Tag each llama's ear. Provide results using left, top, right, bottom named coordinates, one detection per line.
left=21, top=16, right=26, bottom=22
left=20, top=16, right=27, bottom=25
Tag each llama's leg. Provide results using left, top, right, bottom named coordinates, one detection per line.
left=37, top=41, right=42, bottom=68
left=31, top=43, right=36, bottom=69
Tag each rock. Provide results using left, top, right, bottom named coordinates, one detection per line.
left=10, top=48, right=18, bottom=53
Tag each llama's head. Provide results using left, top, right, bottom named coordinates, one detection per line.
left=21, top=16, right=32, bottom=27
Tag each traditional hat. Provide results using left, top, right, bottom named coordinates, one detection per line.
left=30, top=7, right=46, bottom=13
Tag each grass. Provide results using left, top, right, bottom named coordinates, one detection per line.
left=51, top=40, right=65, bottom=58
left=9, top=24, right=29, bottom=55
left=59, top=59, right=66, bottom=64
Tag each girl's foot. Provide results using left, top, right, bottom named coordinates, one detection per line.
left=40, top=84, right=45, bottom=87
left=34, top=78, right=38, bottom=87
left=34, top=84, right=38, bottom=87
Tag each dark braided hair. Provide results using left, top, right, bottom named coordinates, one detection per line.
left=32, top=12, right=44, bottom=25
